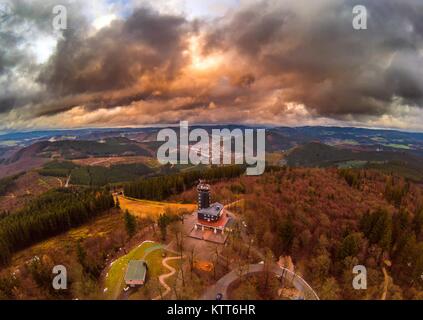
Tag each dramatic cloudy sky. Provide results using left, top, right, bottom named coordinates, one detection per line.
left=1, top=0, right=423, bottom=131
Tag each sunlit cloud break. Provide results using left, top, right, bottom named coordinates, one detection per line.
left=0, top=0, right=423, bottom=131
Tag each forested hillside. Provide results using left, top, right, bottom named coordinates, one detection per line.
left=284, top=142, right=423, bottom=181
left=174, top=167, right=423, bottom=299
left=0, top=173, right=25, bottom=196
left=124, top=165, right=246, bottom=201
left=0, top=188, right=115, bottom=265
left=34, top=138, right=151, bottom=160
left=39, top=161, right=154, bottom=186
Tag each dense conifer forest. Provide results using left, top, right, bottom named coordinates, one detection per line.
left=124, top=165, right=246, bottom=201
left=39, top=161, right=154, bottom=186
left=0, top=188, right=114, bottom=265
left=0, top=173, right=25, bottom=196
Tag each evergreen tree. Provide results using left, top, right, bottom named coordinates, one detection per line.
left=278, top=216, right=295, bottom=255
left=124, top=165, right=245, bottom=201
left=360, top=208, right=392, bottom=251
left=76, top=240, right=87, bottom=267
left=124, top=210, right=137, bottom=238
left=338, top=232, right=363, bottom=261
left=158, top=213, right=173, bottom=241
left=384, top=176, right=408, bottom=208
left=413, top=206, right=423, bottom=238
left=392, top=209, right=411, bottom=245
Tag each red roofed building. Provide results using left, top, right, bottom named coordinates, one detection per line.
left=192, top=181, right=234, bottom=241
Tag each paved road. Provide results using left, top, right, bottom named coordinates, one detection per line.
left=201, top=264, right=319, bottom=300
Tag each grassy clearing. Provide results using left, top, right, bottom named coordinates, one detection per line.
left=266, top=152, right=284, bottom=166
left=337, top=160, right=368, bottom=169
left=72, top=156, right=160, bottom=168
left=127, top=249, right=180, bottom=300
left=118, top=196, right=196, bottom=219
left=104, top=241, right=169, bottom=299
left=382, top=143, right=411, bottom=150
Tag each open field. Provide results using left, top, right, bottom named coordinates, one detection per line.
left=103, top=241, right=174, bottom=300
left=72, top=156, right=160, bottom=168
left=265, top=152, right=284, bottom=166
left=382, top=143, right=411, bottom=150
left=118, top=196, right=196, bottom=219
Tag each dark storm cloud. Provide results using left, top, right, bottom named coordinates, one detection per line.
left=39, top=7, right=190, bottom=97
left=0, top=0, right=86, bottom=114
left=1, top=0, right=423, bottom=129
left=204, top=0, right=423, bottom=119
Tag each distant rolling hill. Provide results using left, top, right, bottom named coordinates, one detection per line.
left=1, top=125, right=422, bottom=152
left=0, top=142, right=49, bottom=179
left=36, top=137, right=153, bottom=159
left=0, top=125, right=422, bottom=180
left=0, top=138, right=156, bottom=179
left=284, top=142, right=423, bottom=181
left=267, top=126, right=423, bottom=153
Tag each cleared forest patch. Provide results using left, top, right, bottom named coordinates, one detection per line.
left=118, top=196, right=196, bottom=219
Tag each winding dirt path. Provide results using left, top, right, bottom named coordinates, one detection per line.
left=153, top=256, right=184, bottom=300
left=381, top=267, right=389, bottom=300
left=65, top=174, right=71, bottom=188
left=90, top=157, right=112, bottom=166
left=55, top=177, right=63, bottom=187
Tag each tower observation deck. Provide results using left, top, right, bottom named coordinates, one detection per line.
left=197, top=180, right=211, bottom=210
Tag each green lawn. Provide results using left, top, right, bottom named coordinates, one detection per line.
left=127, top=248, right=176, bottom=300
left=337, top=160, right=368, bottom=169
left=104, top=241, right=166, bottom=299
left=382, top=143, right=411, bottom=150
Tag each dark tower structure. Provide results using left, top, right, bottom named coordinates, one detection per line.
left=197, top=180, right=211, bottom=210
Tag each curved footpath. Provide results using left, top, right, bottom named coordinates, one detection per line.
left=153, top=256, right=184, bottom=300
left=201, top=264, right=319, bottom=300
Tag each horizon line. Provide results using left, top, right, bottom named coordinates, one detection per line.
left=1, top=123, right=423, bottom=135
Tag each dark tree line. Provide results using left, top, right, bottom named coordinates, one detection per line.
left=124, top=210, right=137, bottom=238
left=0, top=188, right=114, bottom=266
left=338, top=169, right=362, bottom=188
left=384, top=176, right=409, bottom=208
left=39, top=160, right=154, bottom=186
left=360, top=208, right=392, bottom=251
left=124, top=165, right=246, bottom=201
left=0, top=172, right=25, bottom=196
